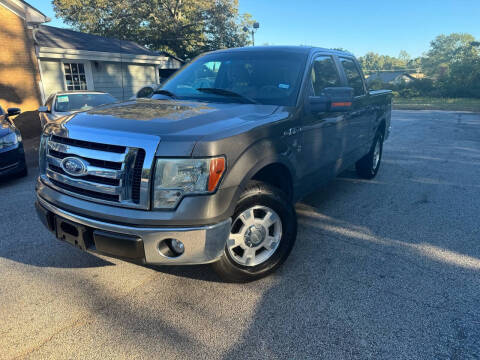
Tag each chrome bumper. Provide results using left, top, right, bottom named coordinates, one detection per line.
left=37, top=195, right=231, bottom=265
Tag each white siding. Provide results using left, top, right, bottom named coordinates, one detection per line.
left=39, top=59, right=64, bottom=98
left=91, top=62, right=157, bottom=100
left=124, top=63, right=157, bottom=99
left=160, top=58, right=182, bottom=69
left=40, top=58, right=162, bottom=101
left=90, top=62, right=124, bottom=99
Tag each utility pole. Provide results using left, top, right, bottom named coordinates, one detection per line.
left=243, top=22, right=260, bottom=46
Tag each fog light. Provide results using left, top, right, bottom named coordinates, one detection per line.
left=169, top=239, right=184, bottom=255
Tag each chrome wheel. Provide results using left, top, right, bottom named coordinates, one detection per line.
left=372, top=138, right=381, bottom=170
left=227, top=205, right=283, bottom=267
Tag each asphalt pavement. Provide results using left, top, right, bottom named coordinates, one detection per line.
left=1, top=110, right=479, bottom=359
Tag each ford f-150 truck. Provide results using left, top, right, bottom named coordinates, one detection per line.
left=36, top=46, right=392, bottom=282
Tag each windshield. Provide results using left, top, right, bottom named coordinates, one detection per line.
left=161, top=51, right=308, bottom=106
left=54, top=93, right=117, bottom=113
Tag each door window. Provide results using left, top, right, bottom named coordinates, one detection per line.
left=339, top=58, right=365, bottom=96
left=311, top=56, right=341, bottom=96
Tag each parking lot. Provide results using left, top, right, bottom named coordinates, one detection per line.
left=1, top=110, right=479, bottom=359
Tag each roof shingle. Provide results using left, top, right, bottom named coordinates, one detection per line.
left=36, top=25, right=159, bottom=56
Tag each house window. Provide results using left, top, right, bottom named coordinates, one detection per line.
left=64, top=63, right=87, bottom=90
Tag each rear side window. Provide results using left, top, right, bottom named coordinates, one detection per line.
left=340, top=58, right=365, bottom=96
left=311, top=56, right=341, bottom=96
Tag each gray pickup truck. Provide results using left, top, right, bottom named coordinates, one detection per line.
left=36, top=46, right=392, bottom=282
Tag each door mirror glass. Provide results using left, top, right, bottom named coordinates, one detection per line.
left=308, top=87, right=354, bottom=113
left=7, top=107, right=21, bottom=117
left=38, top=106, right=49, bottom=113
left=308, top=95, right=330, bottom=113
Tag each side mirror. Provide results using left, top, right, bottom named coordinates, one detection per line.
left=38, top=106, right=49, bottom=113
left=308, top=87, right=354, bottom=113
left=7, top=107, right=21, bottom=117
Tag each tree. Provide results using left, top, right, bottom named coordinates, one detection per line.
left=398, top=50, right=410, bottom=64
left=53, top=0, right=254, bottom=59
left=421, top=33, right=477, bottom=78
left=358, top=52, right=384, bottom=71
left=421, top=33, right=480, bottom=97
left=358, top=52, right=407, bottom=72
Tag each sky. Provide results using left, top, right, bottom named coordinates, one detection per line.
left=28, top=0, right=480, bottom=58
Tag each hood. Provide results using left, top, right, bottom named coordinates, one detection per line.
left=62, top=99, right=279, bottom=142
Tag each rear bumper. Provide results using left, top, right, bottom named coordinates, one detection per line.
left=36, top=195, right=231, bottom=265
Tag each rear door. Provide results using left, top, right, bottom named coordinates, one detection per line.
left=338, top=57, right=371, bottom=159
left=300, top=54, right=345, bottom=183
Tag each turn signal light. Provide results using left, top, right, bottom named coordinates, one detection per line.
left=208, top=157, right=226, bottom=191
left=331, top=102, right=352, bottom=108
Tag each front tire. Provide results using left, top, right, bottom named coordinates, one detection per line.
left=356, top=130, right=384, bottom=179
left=212, top=181, right=297, bottom=282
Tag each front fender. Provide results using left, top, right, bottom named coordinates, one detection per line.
left=221, top=137, right=297, bottom=206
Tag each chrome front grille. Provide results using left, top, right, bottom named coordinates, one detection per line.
left=44, top=135, right=147, bottom=208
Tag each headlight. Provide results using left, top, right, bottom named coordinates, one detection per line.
left=38, top=134, right=49, bottom=174
left=153, top=157, right=225, bottom=209
left=0, top=132, right=18, bottom=149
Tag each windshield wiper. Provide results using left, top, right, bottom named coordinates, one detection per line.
left=196, top=88, right=258, bottom=104
left=152, top=89, right=177, bottom=99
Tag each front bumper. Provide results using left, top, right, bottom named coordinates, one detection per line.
left=36, top=195, right=231, bottom=265
left=0, top=143, right=26, bottom=176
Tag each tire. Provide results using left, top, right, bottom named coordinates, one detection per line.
left=212, top=181, right=297, bottom=282
left=356, top=130, right=384, bottom=179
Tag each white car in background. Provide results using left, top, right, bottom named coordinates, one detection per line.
left=38, top=91, right=117, bottom=128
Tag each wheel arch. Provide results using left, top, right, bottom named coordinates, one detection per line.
left=250, top=162, right=294, bottom=201
left=221, top=138, right=297, bottom=205
left=378, top=118, right=387, bottom=137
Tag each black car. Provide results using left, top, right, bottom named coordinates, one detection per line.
left=0, top=106, right=27, bottom=178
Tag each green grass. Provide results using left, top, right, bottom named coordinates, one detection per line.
left=393, top=97, right=480, bottom=112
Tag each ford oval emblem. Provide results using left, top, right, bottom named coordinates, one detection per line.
left=60, top=156, right=88, bottom=177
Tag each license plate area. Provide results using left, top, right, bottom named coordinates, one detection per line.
left=55, top=216, right=93, bottom=251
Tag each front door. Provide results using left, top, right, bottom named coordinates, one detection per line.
left=300, top=55, right=346, bottom=188
left=338, top=57, right=372, bottom=160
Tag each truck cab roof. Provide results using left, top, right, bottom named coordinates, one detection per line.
left=207, top=45, right=353, bottom=57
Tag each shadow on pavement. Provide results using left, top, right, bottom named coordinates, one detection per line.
left=0, top=240, right=115, bottom=269
left=3, top=111, right=480, bottom=358
left=148, top=264, right=223, bottom=282
left=219, top=111, right=480, bottom=359
left=219, top=167, right=480, bottom=358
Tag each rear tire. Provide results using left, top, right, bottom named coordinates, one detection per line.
left=212, top=181, right=297, bottom=282
left=356, top=130, right=384, bottom=179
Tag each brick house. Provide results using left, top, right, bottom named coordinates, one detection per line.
left=0, top=0, right=182, bottom=117
left=0, top=0, right=48, bottom=112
